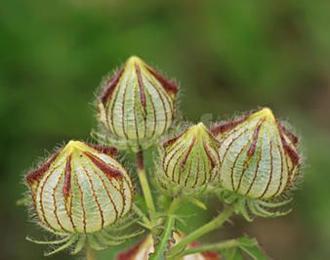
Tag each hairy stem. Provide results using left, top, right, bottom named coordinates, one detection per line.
left=86, top=246, right=96, bottom=260
left=168, top=205, right=235, bottom=258
left=136, top=150, right=156, bottom=214
left=150, top=197, right=181, bottom=260
left=133, top=204, right=153, bottom=229
left=181, top=238, right=240, bottom=256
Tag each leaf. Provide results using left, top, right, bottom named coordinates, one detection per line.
left=221, top=236, right=269, bottom=260
left=189, top=198, right=208, bottom=210
left=238, top=236, right=269, bottom=260
left=222, top=248, right=244, bottom=260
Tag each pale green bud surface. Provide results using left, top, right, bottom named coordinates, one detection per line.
left=157, top=123, right=220, bottom=195
left=97, top=56, right=178, bottom=152
left=26, top=141, right=133, bottom=234
left=212, top=108, right=300, bottom=200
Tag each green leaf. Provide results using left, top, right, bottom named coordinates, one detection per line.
left=222, top=248, right=244, bottom=260
left=189, top=198, right=208, bottom=210
left=238, top=236, right=269, bottom=260
left=221, top=236, right=268, bottom=260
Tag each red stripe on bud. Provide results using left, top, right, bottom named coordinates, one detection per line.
left=63, top=155, right=72, bottom=198
left=281, top=135, right=300, bottom=166
left=26, top=151, right=59, bottom=185
left=203, top=142, right=217, bottom=170
left=87, top=143, right=118, bottom=157
left=135, top=64, right=147, bottom=110
left=180, top=138, right=196, bottom=169
left=147, top=67, right=178, bottom=95
left=247, top=120, right=264, bottom=157
left=211, top=115, right=248, bottom=136
left=100, top=68, right=124, bottom=104
left=162, top=131, right=185, bottom=149
left=84, top=152, right=123, bottom=179
left=278, top=122, right=299, bottom=145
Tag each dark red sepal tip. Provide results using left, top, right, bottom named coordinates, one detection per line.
left=26, top=151, right=60, bottom=185
left=247, top=120, right=264, bottom=157
left=146, top=67, right=178, bottom=95
left=281, top=135, right=300, bottom=166
left=135, top=64, right=147, bottom=109
left=84, top=151, right=123, bottom=179
left=87, top=143, right=118, bottom=157
left=100, top=68, right=124, bottom=105
left=211, top=115, right=248, bottom=136
left=278, top=122, right=299, bottom=145
left=63, top=155, right=72, bottom=198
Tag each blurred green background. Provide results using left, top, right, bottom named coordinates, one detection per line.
left=1, top=0, right=330, bottom=259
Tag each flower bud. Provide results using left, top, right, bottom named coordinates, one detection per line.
left=26, top=141, right=133, bottom=235
left=97, top=56, right=178, bottom=152
left=212, top=108, right=301, bottom=200
left=157, top=123, right=220, bottom=195
left=117, top=232, right=220, bottom=260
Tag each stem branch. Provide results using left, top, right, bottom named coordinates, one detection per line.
left=168, top=205, right=235, bottom=258
left=136, top=150, right=156, bottom=214
left=150, top=197, right=181, bottom=260
left=181, top=238, right=240, bottom=256
left=133, top=204, right=153, bottom=229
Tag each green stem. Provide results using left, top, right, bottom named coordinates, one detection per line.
left=132, top=204, right=153, bottom=229
left=150, top=197, right=181, bottom=260
left=181, top=238, right=240, bottom=256
left=86, top=246, right=96, bottom=260
left=136, top=150, right=156, bottom=214
left=168, top=205, right=235, bottom=258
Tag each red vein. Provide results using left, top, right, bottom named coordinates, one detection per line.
left=163, top=131, right=184, bottom=150
left=93, top=166, right=119, bottom=222
left=145, top=76, right=169, bottom=133
left=84, top=152, right=123, bottom=180
left=180, top=138, right=196, bottom=169
left=274, top=144, right=285, bottom=197
left=259, top=141, right=274, bottom=198
left=63, top=155, right=72, bottom=198
left=146, top=67, right=178, bottom=95
left=247, top=120, right=264, bottom=156
left=100, top=68, right=124, bottom=105
left=245, top=142, right=263, bottom=196
left=281, top=135, right=300, bottom=166
left=26, top=151, right=59, bottom=186
left=210, top=115, right=248, bottom=136
left=278, top=121, right=298, bottom=145
left=53, top=172, right=69, bottom=232
left=82, top=164, right=105, bottom=229
left=74, top=173, right=87, bottom=232
left=87, top=143, right=118, bottom=157
left=135, top=64, right=147, bottom=110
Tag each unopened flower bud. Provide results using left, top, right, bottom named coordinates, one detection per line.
left=117, top=232, right=219, bottom=260
left=25, top=141, right=134, bottom=254
left=97, top=56, right=178, bottom=152
left=212, top=108, right=301, bottom=200
left=157, top=123, right=220, bottom=195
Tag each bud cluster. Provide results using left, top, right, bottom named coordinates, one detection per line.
left=22, top=56, right=304, bottom=257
